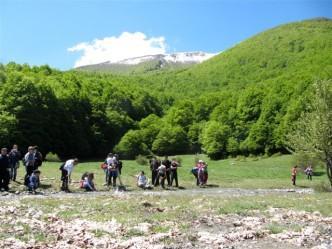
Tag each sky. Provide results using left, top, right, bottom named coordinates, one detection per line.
left=0, top=0, right=331, bottom=70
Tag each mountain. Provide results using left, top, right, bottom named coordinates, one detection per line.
left=76, top=52, right=216, bottom=74
left=141, top=18, right=332, bottom=97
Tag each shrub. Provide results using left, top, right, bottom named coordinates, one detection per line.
left=135, top=155, right=148, bottom=166
left=314, top=181, right=332, bottom=193
left=45, top=152, right=61, bottom=162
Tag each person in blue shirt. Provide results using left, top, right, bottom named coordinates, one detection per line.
left=28, top=170, right=41, bottom=194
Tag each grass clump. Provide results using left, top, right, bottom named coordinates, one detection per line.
left=45, top=152, right=61, bottom=162
left=266, top=222, right=284, bottom=234
left=314, top=181, right=332, bottom=193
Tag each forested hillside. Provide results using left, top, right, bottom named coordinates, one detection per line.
left=1, top=18, right=331, bottom=159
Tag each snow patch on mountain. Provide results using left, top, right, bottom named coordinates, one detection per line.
left=113, top=52, right=217, bottom=65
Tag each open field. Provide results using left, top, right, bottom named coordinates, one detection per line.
left=9, top=154, right=328, bottom=192
left=1, top=155, right=331, bottom=249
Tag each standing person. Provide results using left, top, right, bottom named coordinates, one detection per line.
left=8, top=144, right=21, bottom=181
left=28, top=170, right=41, bottom=194
left=23, top=146, right=36, bottom=185
left=0, top=148, right=10, bottom=191
left=305, top=165, right=313, bottom=181
left=102, top=153, right=113, bottom=185
left=197, top=160, right=208, bottom=186
left=156, top=163, right=167, bottom=189
left=150, top=157, right=160, bottom=186
left=33, top=146, right=43, bottom=169
left=61, top=158, right=79, bottom=192
left=105, top=153, right=118, bottom=188
left=170, top=159, right=180, bottom=187
left=162, top=156, right=171, bottom=186
left=115, top=154, right=123, bottom=175
left=291, top=165, right=298, bottom=186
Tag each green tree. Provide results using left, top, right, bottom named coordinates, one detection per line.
left=286, top=80, right=332, bottom=187
left=114, top=130, right=149, bottom=159
left=152, top=125, right=188, bottom=155
left=200, top=121, right=231, bottom=159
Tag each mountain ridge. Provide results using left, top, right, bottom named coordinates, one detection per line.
left=75, top=51, right=217, bottom=74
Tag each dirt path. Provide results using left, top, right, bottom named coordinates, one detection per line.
left=0, top=187, right=314, bottom=200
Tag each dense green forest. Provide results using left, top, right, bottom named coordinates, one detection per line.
left=1, top=18, right=331, bottom=159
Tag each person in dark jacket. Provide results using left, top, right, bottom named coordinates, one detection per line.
left=162, top=156, right=171, bottom=186
left=33, top=146, right=43, bottom=169
left=0, top=148, right=10, bottom=191
left=8, top=144, right=21, bottom=181
left=170, top=159, right=180, bottom=187
left=150, top=157, right=160, bottom=186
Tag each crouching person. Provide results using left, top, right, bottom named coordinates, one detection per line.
left=28, top=170, right=41, bottom=194
left=60, top=158, right=78, bottom=192
left=83, top=173, right=96, bottom=191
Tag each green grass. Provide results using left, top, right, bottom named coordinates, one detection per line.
left=11, top=154, right=326, bottom=192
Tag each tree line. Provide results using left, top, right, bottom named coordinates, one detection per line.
left=0, top=62, right=330, bottom=163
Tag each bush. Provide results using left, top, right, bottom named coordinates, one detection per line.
left=235, top=155, right=246, bottom=162
left=45, top=152, right=61, bottom=162
left=135, top=155, right=148, bottom=166
left=314, top=181, right=332, bottom=193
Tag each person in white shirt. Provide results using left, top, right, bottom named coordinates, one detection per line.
left=156, top=164, right=167, bottom=189
left=61, top=158, right=78, bottom=192
left=137, top=171, right=148, bottom=189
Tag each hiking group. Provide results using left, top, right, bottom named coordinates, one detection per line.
left=0, top=145, right=42, bottom=193
left=149, top=156, right=180, bottom=189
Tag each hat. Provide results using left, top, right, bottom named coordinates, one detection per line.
left=198, top=160, right=204, bottom=163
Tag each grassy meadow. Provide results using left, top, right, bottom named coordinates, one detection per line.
left=10, top=154, right=327, bottom=192
left=2, top=154, right=332, bottom=248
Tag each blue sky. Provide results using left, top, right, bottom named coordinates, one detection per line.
left=1, top=0, right=331, bottom=70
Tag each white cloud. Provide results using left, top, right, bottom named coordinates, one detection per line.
left=68, top=32, right=167, bottom=68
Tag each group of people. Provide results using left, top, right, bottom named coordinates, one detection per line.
left=291, top=164, right=314, bottom=185
left=191, top=160, right=208, bottom=186
left=101, top=153, right=123, bottom=188
left=0, top=144, right=43, bottom=193
left=3, top=143, right=318, bottom=194
left=149, top=156, right=180, bottom=189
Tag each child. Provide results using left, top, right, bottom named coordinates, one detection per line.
left=83, top=173, right=96, bottom=191
left=28, top=170, right=41, bottom=194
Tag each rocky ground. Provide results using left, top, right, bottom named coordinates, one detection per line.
left=0, top=189, right=331, bottom=249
